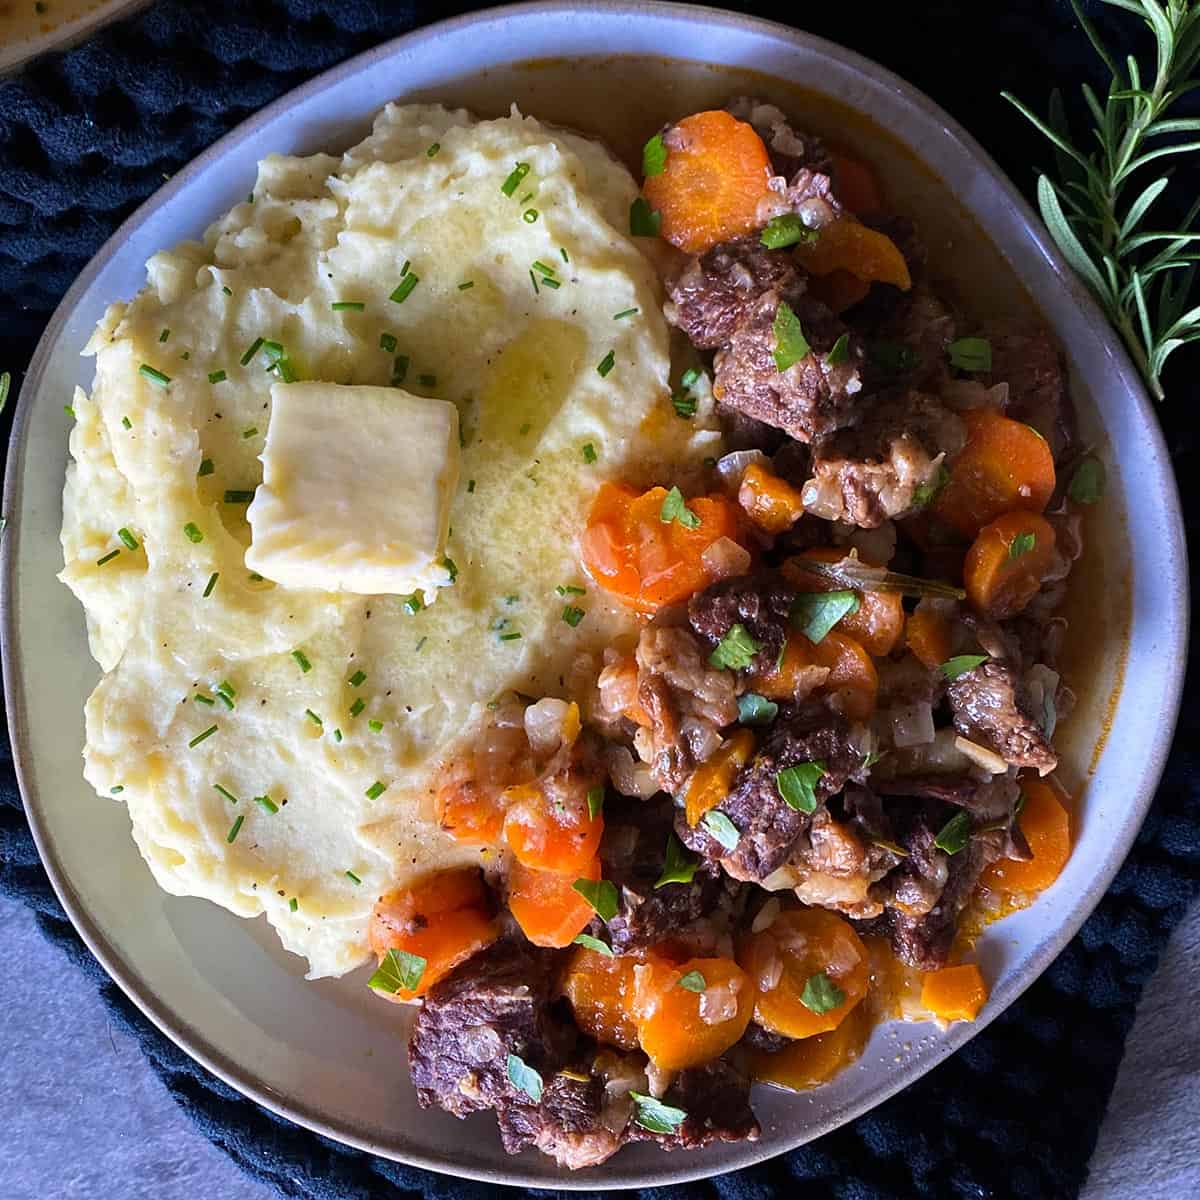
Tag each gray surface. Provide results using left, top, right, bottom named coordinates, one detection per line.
left=1, top=887, right=1197, bottom=1198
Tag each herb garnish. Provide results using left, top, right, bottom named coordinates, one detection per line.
left=737, top=692, right=778, bottom=726
left=934, top=811, right=973, bottom=855
left=761, top=213, right=817, bottom=249
left=506, top=1054, right=544, bottom=1103
left=613, top=307, right=639, bottom=320
left=582, top=442, right=598, bottom=463
left=500, top=162, right=531, bottom=197
left=708, top=623, right=761, bottom=670
left=791, top=590, right=860, bottom=644
left=701, top=809, right=740, bottom=850
left=587, top=787, right=605, bottom=820
left=198, top=459, right=214, bottom=477
left=654, top=833, right=698, bottom=888
left=597, top=350, right=616, bottom=377
left=772, top=301, right=810, bottom=371
left=642, top=133, right=668, bottom=176
left=562, top=605, right=585, bottom=627
left=189, top=724, right=218, bottom=748
left=1009, top=531, right=1037, bottom=559
left=572, top=933, right=615, bottom=956
left=869, top=339, right=918, bottom=374
left=224, top=490, right=255, bottom=503
left=254, top=795, right=279, bottom=814
left=948, top=336, right=993, bottom=372
left=208, top=370, right=227, bottom=384
left=332, top=301, right=365, bottom=312
left=629, top=197, right=661, bottom=237
left=677, top=970, right=706, bottom=993
left=96, top=549, right=120, bottom=566
left=1069, top=456, right=1106, bottom=504
left=291, top=649, right=313, bottom=673
left=776, top=762, right=826, bottom=814
left=226, top=815, right=244, bottom=843
left=389, top=274, right=420, bottom=304
left=203, top=572, right=219, bottom=597
left=660, top=485, right=700, bottom=528
left=183, top=522, right=203, bottom=543
left=379, top=332, right=397, bottom=353
left=800, top=971, right=846, bottom=1014
left=941, top=654, right=989, bottom=680
left=826, top=332, right=851, bottom=365
left=345, top=870, right=362, bottom=885
left=369, top=948, right=426, bottom=994
left=630, top=1092, right=687, bottom=1135
left=138, top=364, right=171, bottom=388
left=349, top=670, right=367, bottom=687
left=365, top=781, right=386, bottom=800
left=571, top=877, right=619, bottom=921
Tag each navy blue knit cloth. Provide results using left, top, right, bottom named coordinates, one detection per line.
left=1, top=3, right=1197, bottom=1197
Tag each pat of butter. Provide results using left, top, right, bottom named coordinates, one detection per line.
left=245, top=382, right=459, bottom=596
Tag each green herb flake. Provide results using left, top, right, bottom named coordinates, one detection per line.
left=586, top=786, right=605, bottom=821
left=189, top=724, right=218, bottom=749
left=379, top=332, right=398, bottom=353
left=201, top=572, right=219, bottom=598
left=349, top=670, right=367, bottom=687
left=193, top=693, right=215, bottom=707
left=948, top=336, right=993, bottom=373
left=291, top=649, right=313, bottom=674
left=776, top=762, right=826, bottom=814
left=571, top=877, right=619, bottom=922
left=800, top=971, right=847, bottom=1014
left=289, top=897, right=299, bottom=912
left=629, top=197, right=661, bottom=238
left=629, top=1091, right=687, bottom=1135
left=208, top=369, right=227, bottom=384
left=660, top=485, right=700, bottom=529
left=345, top=870, right=362, bottom=885
left=500, top=162, right=531, bottom=197
left=677, top=970, right=707, bottom=993
left=350, top=697, right=366, bottom=718
left=1009, top=531, right=1037, bottom=559
left=672, top=390, right=698, bottom=418
left=499, top=632, right=522, bottom=642
left=701, top=809, right=740, bottom=851
left=368, top=719, right=383, bottom=733
left=523, top=208, right=539, bottom=224
left=654, top=833, right=699, bottom=888
left=582, top=442, right=598, bottom=464
left=400, top=591, right=424, bottom=615
left=737, top=692, right=779, bottom=726
left=110, top=785, right=124, bottom=795
left=96, top=549, right=122, bottom=568
left=305, top=709, right=323, bottom=727
left=240, top=337, right=265, bottom=366
left=1068, top=456, right=1106, bottom=505
left=214, top=783, right=238, bottom=805
left=138, top=364, right=171, bottom=388
left=556, top=584, right=586, bottom=597
left=761, top=213, right=817, bottom=249
left=369, top=948, right=427, bottom=994
left=708, top=622, right=761, bottom=671
left=562, top=605, right=585, bottom=628
left=389, top=274, right=420, bottom=304
left=772, top=301, right=811, bottom=372
left=442, top=556, right=458, bottom=583
left=934, top=811, right=973, bottom=855
left=365, top=780, right=386, bottom=800
left=596, top=349, right=616, bottom=378
left=254, top=794, right=279, bottom=814
left=869, top=339, right=918, bottom=374
left=183, top=522, right=204, bottom=544
left=458, top=280, right=475, bottom=291
left=122, top=416, right=132, bottom=430
left=331, top=300, right=365, bottom=312
left=572, top=933, right=614, bottom=957
left=426, top=142, right=441, bottom=158
left=941, top=654, right=989, bottom=681
left=158, top=328, right=171, bottom=343
left=226, top=814, right=245, bottom=844
left=791, top=590, right=861, bottom=644
left=333, top=729, right=343, bottom=743
left=506, top=1053, right=544, bottom=1103
left=198, top=459, right=214, bottom=477
left=911, top=464, right=950, bottom=509
left=224, top=490, right=255, bottom=504
left=0, top=372, right=9, bottom=415
left=241, top=427, right=258, bottom=440
left=826, top=332, right=851, bottom=366
left=467, top=479, right=476, bottom=493
left=613, top=307, right=639, bottom=320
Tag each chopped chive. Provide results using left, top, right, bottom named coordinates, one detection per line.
left=349, top=670, right=367, bottom=687
left=138, top=364, right=171, bottom=388
left=519, top=192, right=534, bottom=205
left=333, top=729, right=343, bottom=743
left=117, top=527, right=139, bottom=550
left=560, top=247, right=569, bottom=262
left=582, top=442, right=597, bottom=463
left=240, top=337, right=264, bottom=366
left=216, top=680, right=236, bottom=699
left=392, top=354, right=410, bottom=384
left=122, top=416, right=132, bottom=429
left=345, top=870, right=363, bottom=884
left=530, top=269, right=540, bottom=295
left=110, top=786, right=124, bottom=795
left=368, top=719, right=383, bottom=733
left=389, top=274, right=420, bottom=304
left=519, top=422, right=531, bottom=435
left=672, top=391, right=697, bottom=418
left=596, top=350, right=615, bottom=377
left=427, top=142, right=441, bottom=157
left=198, top=459, right=214, bottom=477
left=241, top=427, right=258, bottom=439
left=226, top=815, right=244, bottom=843
left=189, top=724, right=218, bottom=749
left=532, top=261, right=556, bottom=279
left=501, top=161, right=531, bottom=197
left=499, top=631, right=522, bottom=641
left=222, top=286, right=232, bottom=296
left=254, top=794, right=279, bottom=814
left=539, top=276, right=561, bottom=290
left=415, top=636, right=427, bottom=652
left=332, top=301, right=365, bottom=311
left=159, top=328, right=170, bottom=343
left=365, top=781, right=386, bottom=800
left=305, top=709, right=323, bottom=727
left=556, top=584, right=586, bottom=596
left=442, top=556, right=458, bottom=583
left=194, top=693, right=216, bottom=707
left=289, top=897, right=299, bottom=912
left=259, top=341, right=284, bottom=363
left=523, top=209, right=539, bottom=223
left=224, top=490, right=255, bottom=503
left=183, top=522, right=203, bottom=543
left=400, top=591, right=424, bottom=615
left=467, top=479, right=476, bottom=493
left=400, top=260, right=411, bottom=276
left=379, top=332, right=398, bottom=353
left=562, top=605, right=585, bottom=627
left=458, top=280, right=475, bottom=290
left=350, top=697, right=366, bottom=718
left=208, top=369, right=227, bottom=384
left=291, top=649, right=312, bottom=674
left=96, top=549, right=120, bottom=566
left=64, top=405, right=76, bottom=418
left=214, top=783, right=239, bottom=805
left=613, top=307, right=639, bottom=320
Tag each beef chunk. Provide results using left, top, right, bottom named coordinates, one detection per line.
left=629, top=1058, right=760, bottom=1150
left=980, top=319, right=1073, bottom=459
left=496, top=1071, right=625, bottom=1169
left=864, top=284, right=957, bottom=391
left=880, top=774, right=1031, bottom=860
left=687, top=570, right=797, bottom=677
left=726, top=96, right=834, bottom=182
left=408, top=938, right=574, bottom=1119
left=678, top=714, right=866, bottom=881
left=947, top=659, right=1057, bottom=773
left=740, top=1021, right=792, bottom=1055
left=666, top=238, right=805, bottom=350
left=633, top=625, right=740, bottom=794
left=803, top=390, right=965, bottom=527
left=714, top=292, right=865, bottom=443
left=598, top=797, right=725, bottom=952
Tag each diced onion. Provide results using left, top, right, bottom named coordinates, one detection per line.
left=953, top=735, right=1008, bottom=774
left=606, top=744, right=659, bottom=799
left=757, top=943, right=783, bottom=993
left=701, top=536, right=752, bottom=581
left=525, top=697, right=570, bottom=756
left=699, top=978, right=741, bottom=1025
left=715, top=449, right=767, bottom=491
left=751, top=897, right=782, bottom=934
left=889, top=700, right=936, bottom=748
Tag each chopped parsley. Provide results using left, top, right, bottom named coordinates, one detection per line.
left=365, top=780, right=386, bottom=800
left=737, top=692, right=779, bottom=726
left=677, top=970, right=707, bottom=993
left=654, top=833, right=699, bottom=888
left=642, top=132, right=668, bottom=176
left=572, top=932, right=614, bottom=956
left=761, top=213, right=817, bottom=249
left=869, top=339, right=919, bottom=374
left=800, top=971, right=846, bottom=1014
left=562, top=605, right=585, bottom=627
left=1069, top=456, right=1106, bottom=504
left=826, top=332, right=851, bottom=366
left=776, top=762, right=826, bottom=814
left=368, top=948, right=426, bottom=994
left=660, top=485, right=700, bottom=528
left=791, top=590, right=860, bottom=643
left=911, top=464, right=950, bottom=509
left=629, top=197, right=661, bottom=237
left=571, top=877, right=619, bottom=921
left=708, top=623, right=761, bottom=670
left=506, top=1053, right=544, bottom=1103
left=1009, top=531, right=1037, bottom=559
left=672, top=391, right=697, bottom=418
left=701, top=809, right=740, bottom=850
left=629, top=1091, right=686, bottom=1135
left=934, top=811, right=972, bottom=855
left=947, top=336, right=993, bottom=373
left=941, top=654, right=989, bottom=680
left=772, top=301, right=811, bottom=371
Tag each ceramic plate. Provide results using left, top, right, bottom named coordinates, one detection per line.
left=2, top=2, right=1188, bottom=1188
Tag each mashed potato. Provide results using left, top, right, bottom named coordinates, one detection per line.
left=60, top=104, right=721, bottom=978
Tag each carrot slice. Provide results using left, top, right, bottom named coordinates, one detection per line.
left=509, top=854, right=601, bottom=948
left=684, top=729, right=755, bottom=827
left=964, top=511, right=1058, bottom=619
left=738, top=907, right=870, bottom=1039
left=561, top=947, right=640, bottom=1050
left=810, top=630, right=879, bottom=721
left=830, top=150, right=884, bottom=214
left=793, top=217, right=911, bottom=290
left=747, top=1000, right=871, bottom=1090
left=642, top=110, right=774, bottom=254
left=981, top=778, right=1071, bottom=897
left=368, top=869, right=499, bottom=1002
left=905, top=607, right=955, bottom=671
left=738, top=462, right=807, bottom=533
left=581, top=482, right=744, bottom=615
left=633, top=954, right=755, bottom=1070
left=434, top=776, right=505, bottom=846
left=932, top=409, right=1056, bottom=539
left=921, top=963, right=988, bottom=1022
left=503, top=781, right=604, bottom=875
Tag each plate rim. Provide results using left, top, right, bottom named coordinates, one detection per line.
left=2, top=0, right=1189, bottom=1189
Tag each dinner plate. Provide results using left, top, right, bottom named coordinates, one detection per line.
left=2, top=2, right=1188, bottom=1188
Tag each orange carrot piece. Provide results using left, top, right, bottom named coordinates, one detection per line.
left=981, top=778, right=1071, bottom=897
left=793, top=217, right=911, bottom=290
left=747, top=1001, right=871, bottom=1090
left=920, top=963, right=989, bottom=1022
left=806, top=268, right=872, bottom=314
left=684, top=729, right=755, bottom=827
left=434, top=776, right=505, bottom=846
left=738, top=462, right=807, bottom=533
left=932, top=409, right=1056, bottom=539
left=784, top=548, right=905, bottom=657
left=830, top=150, right=885, bottom=214
left=503, top=781, right=604, bottom=875
left=738, top=907, right=870, bottom=1040
left=509, top=854, right=600, bottom=948
left=810, top=630, right=879, bottom=721
left=964, top=511, right=1058, bottom=619
left=368, top=869, right=499, bottom=1001
left=561, top=947, right=641, bottom=1050
left=905, top=607, right=955, bottom=671
left=633, top=954, right=755, bottom=1070
left=581, top=482, right=744, bottom=615
left=642, top=111, right=774, bottom=254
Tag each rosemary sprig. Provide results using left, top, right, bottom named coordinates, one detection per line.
left=1004, top=0, right=1200, bottom=400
